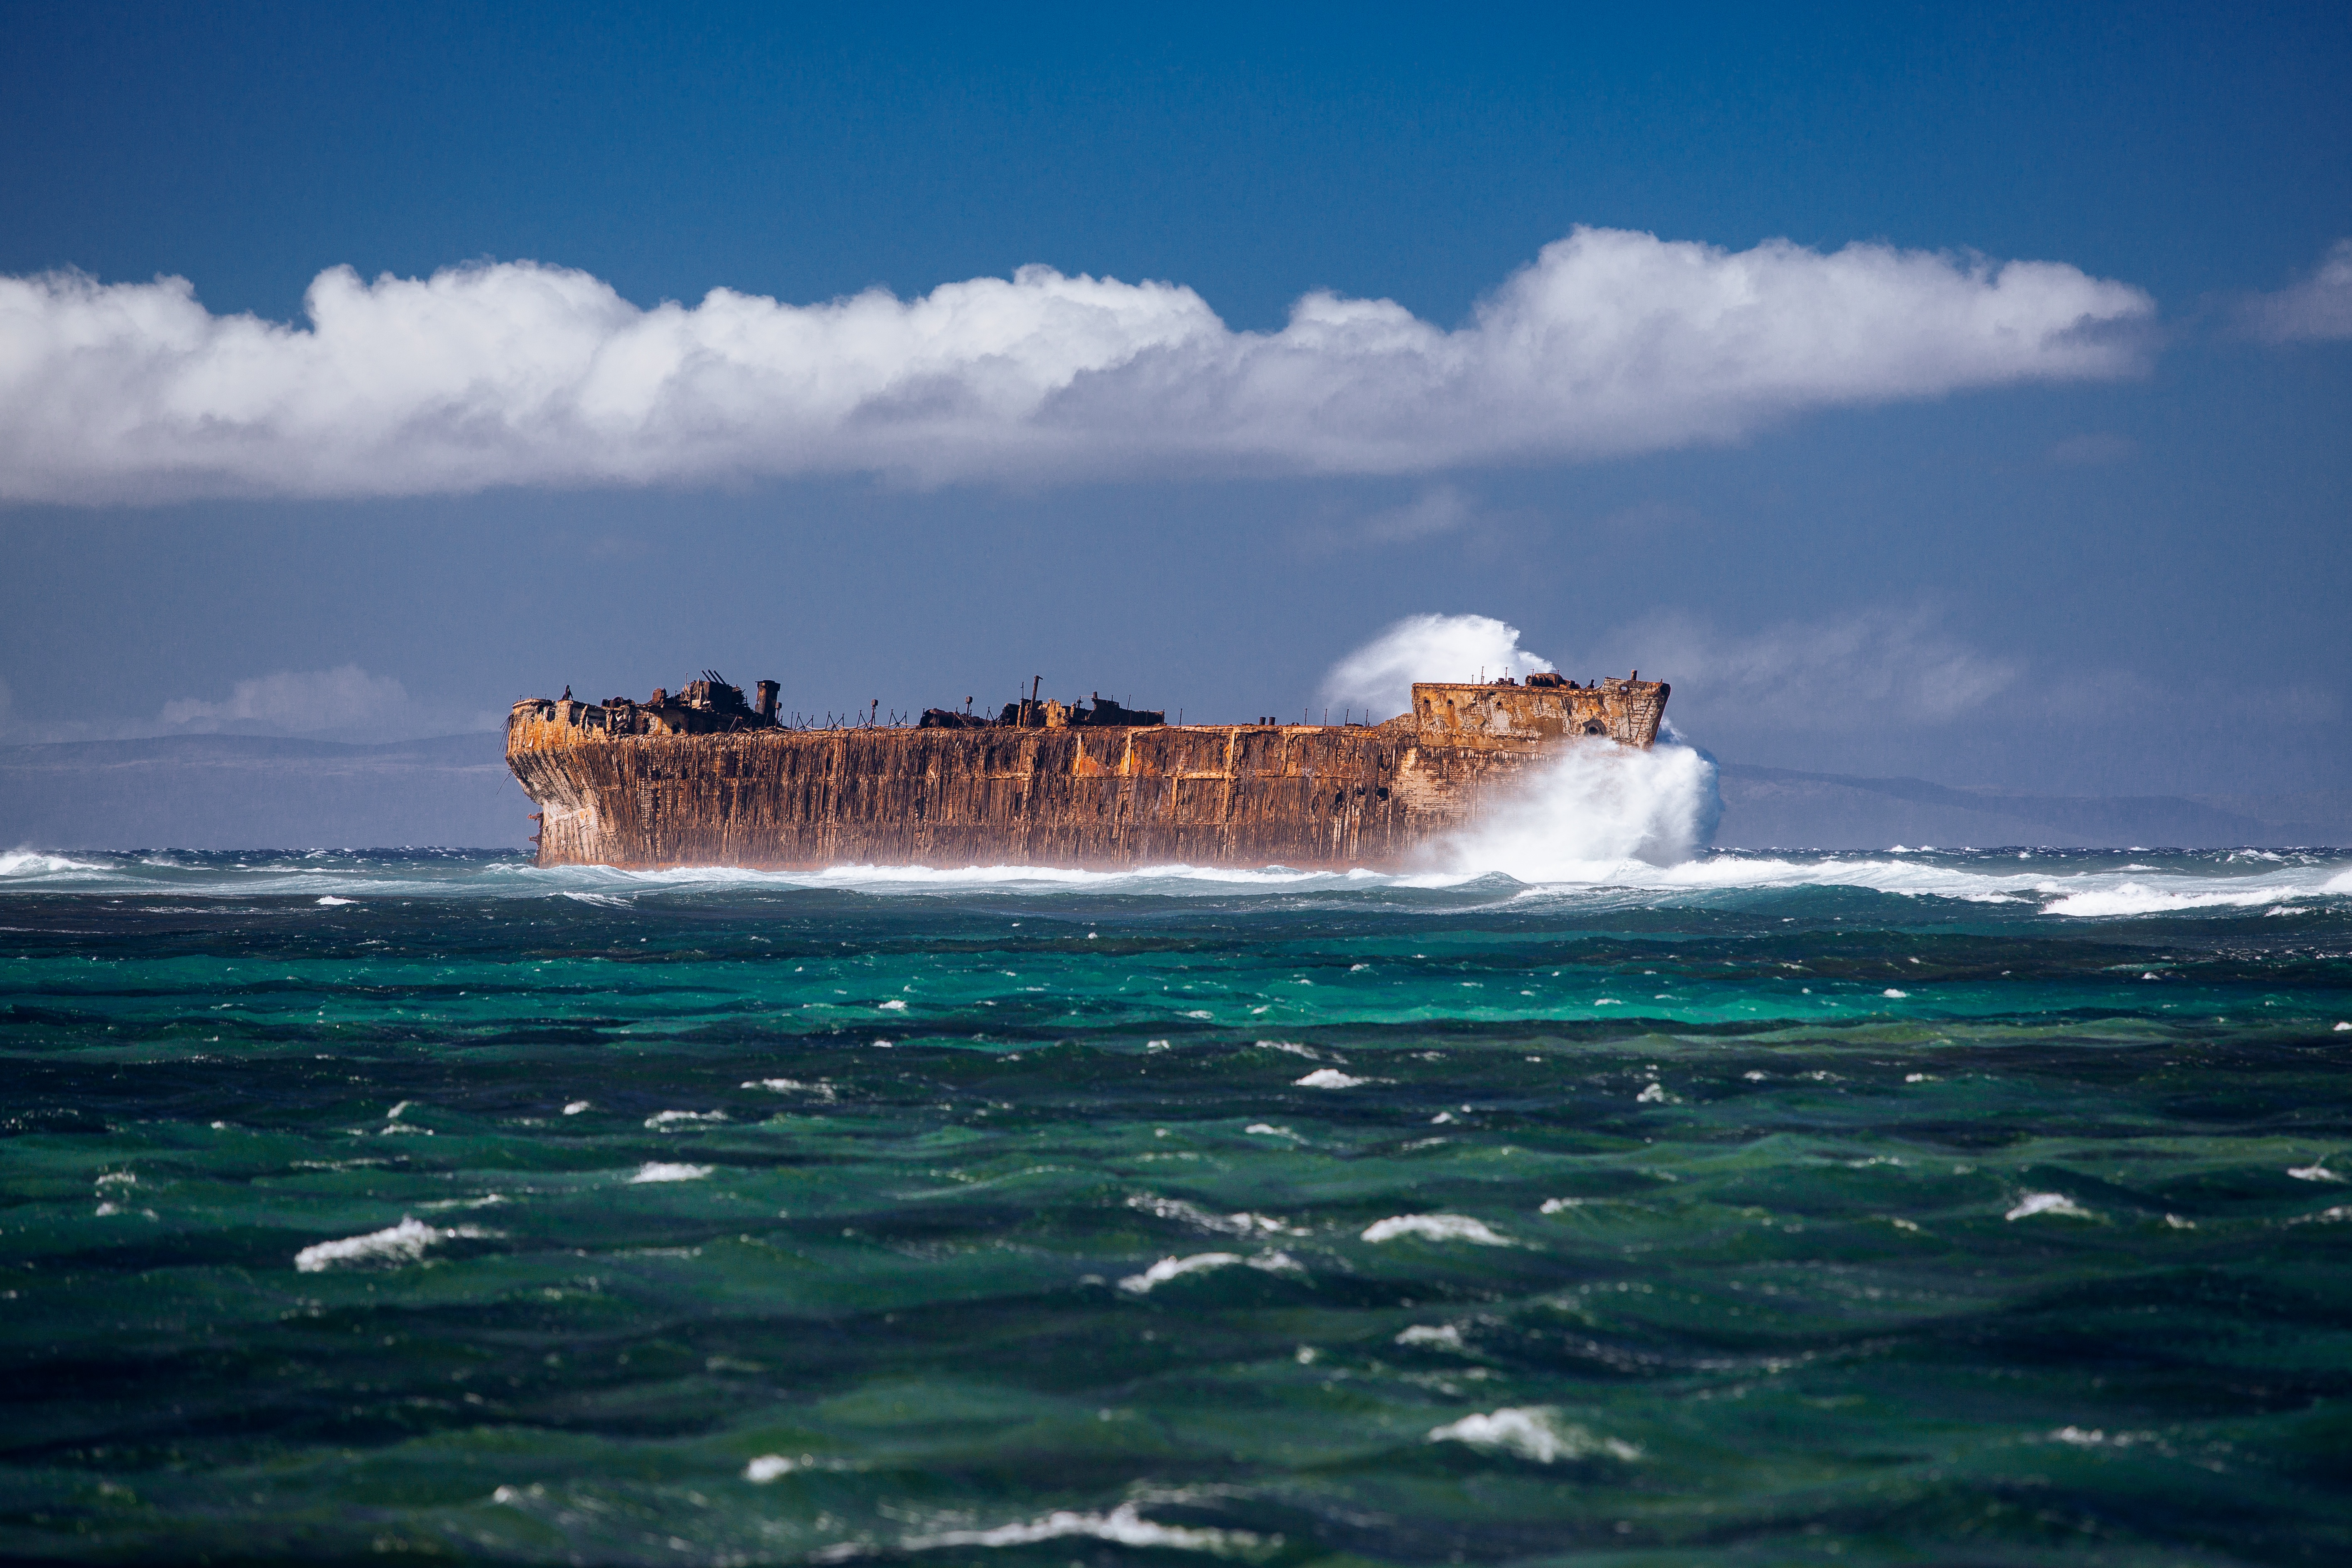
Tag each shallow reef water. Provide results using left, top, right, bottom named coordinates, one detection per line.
left=2, top=847, right=2350, bottom=1565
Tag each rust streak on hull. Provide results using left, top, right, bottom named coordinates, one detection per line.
left=507, top=677, right=1668, bottom=872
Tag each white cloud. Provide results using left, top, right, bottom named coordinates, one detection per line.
left=2238, top=240, right=2352, bottom=343
left=0, top=664, right=498, bottom=745
left=1322, top=613, right=1555, bottom=719
left=0, top=227, right=2153, bottom=503
left=137, top=664, right=498, bottom=741
left=160, top=665, right=416, bottom=732
left=1594, top=609, right=2022, bottom=734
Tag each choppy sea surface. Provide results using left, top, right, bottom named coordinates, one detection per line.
left=4, top=845, right=2351, bottom=1566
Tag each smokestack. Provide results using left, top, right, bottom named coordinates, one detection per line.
left=755, top=680, right=779, bottom=721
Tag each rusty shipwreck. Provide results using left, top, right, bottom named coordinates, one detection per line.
left=506, top=670, right=1670, bottom=871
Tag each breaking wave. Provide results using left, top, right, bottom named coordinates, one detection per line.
left=2, top=841, right=2348, bottom=921
left=0, top=850, right=111, bottom=881
left=1433, top=733, right=1722, bottom=876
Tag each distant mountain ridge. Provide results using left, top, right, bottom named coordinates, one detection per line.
left=1715, top=762, right=2351, bottom=850
left=1, top=734, right=2343, bottom=853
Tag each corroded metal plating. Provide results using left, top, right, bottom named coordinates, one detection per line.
left=507, top=676, right=1668, bottom=871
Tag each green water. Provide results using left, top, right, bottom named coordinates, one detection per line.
left=3, top=849, right=2350, bottom=1565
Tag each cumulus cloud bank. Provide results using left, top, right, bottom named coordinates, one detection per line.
left=0, top=227, right=2153, bottom=503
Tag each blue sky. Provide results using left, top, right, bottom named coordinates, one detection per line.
left=2, top=0, right=2346, bottom=794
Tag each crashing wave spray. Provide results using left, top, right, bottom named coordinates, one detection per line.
left=1320, top=613, right=1717, bottom=878
left=1435, top=726, right=1723, bottom=879
left=1318, top=613, right=1717, bottom=877
left=1321, top=613, right=1555, bottom=719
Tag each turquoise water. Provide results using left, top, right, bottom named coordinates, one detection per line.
left=4, top=847, right=2350, bottom=1565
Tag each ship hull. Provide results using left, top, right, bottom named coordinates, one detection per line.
left=507, top=679, right=1667, bottom=871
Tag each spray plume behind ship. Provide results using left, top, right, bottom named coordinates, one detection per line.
left=506, top=669, right=1670, bottom=871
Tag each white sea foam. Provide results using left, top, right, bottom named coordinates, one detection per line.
left=1127, top=1195, right=1297, bottom=1235
left=898, top=1501, right=1265, bottom=1554
left=1362, top=1214, right=1514, bottom=1246
left=292, top=1216, right=492, bottom=1271
left=743, top=1453, right=861, bottom=1482
left=2041, top=881, right=2292, bottom=918
left=644, top=1109, right=728, bottom=1128
left=743, top=1077, right=837, bottom=1100
left=3, top=843, right=2345, bottom=922
left=1396, top=1323, right=1466, bottom=1349
left=1427, top=1407, right=1640, bottom=1463
left=1432, top=736, right=1723, bottom=877
left=1293, top=1068, right=1367, bottom=1088
left=1116, top=1249, right=1302, bottom=1293
left=2006, top=1193, right=2095, bottom=1221
left=1118, top=1252, right=1243, bottom=1293
left=630, top=1162, right=714, bottom=1183
left=0, top=850, right=112, bottom=881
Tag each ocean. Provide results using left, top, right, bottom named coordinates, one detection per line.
left=4, top=844, right=2350, bottom=1565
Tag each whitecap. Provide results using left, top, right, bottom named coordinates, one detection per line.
left=743, top=1077, right=836, bottom=1099
left=1117, top=1252, right=1243, bottom=1293
left=630, top=1162, right=713, bottom=1183
left=1427, top=1407, right=1639, bottom=1463
left=644, top=1109, right=728, bottom=1128
left=2005, top=1193, right=2094, bottom=1221
left=0, top=850, right=110, bottom=880
left=2043, top=881, right=2288, bottom=918
left=1362, top=1214, right=1513, bottom=1246
left=294, top=1217, right=442, bottom=1272
left=1294, top=1068, right=1366, bottom=1088
left=1395, top=1323, right=1464, bottom=1349
left=898, top=1501, right=1266, bottom=1554
left=1126, top=1195, right=1297, bottom=1235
